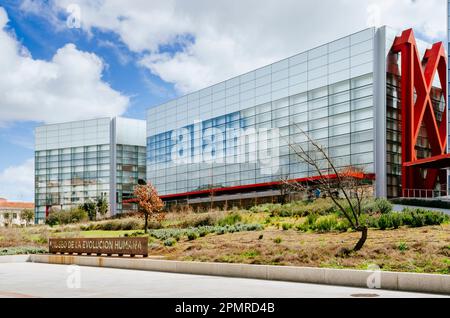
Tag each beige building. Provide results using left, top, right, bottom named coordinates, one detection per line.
left=0, top=198, right=34, bottom=227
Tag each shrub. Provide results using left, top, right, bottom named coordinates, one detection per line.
left=258, top=234, right=264, bottom=240
left=217, top=212, right=242, bottom=226
left=164, top=238, right=176, bottom=247
left=305, top=199, right=336, bottom=215
left=377, top=212, right=402, bottom=230
left=148, top=223, right=263, bottom=241
left=295, top=222, right=310, bottom=232
left=46, top=208, right=88, bottom=226
left=79, top=218, right=145, bottom=231
left=249, top=203, right=283, bottom=215
left=374, top=198, right=393, bottom=214
left=296, top=213, right=318, bottom=232
left=187, top=231, right=199, bottom=241
left=281, top=223, right=293, bottom=231
left=335, top=218, right=351, bottom=232
left=401, top=208, right=427, bottom=227
left=375, top=208, right=448, bottom=229
left=422, top=210, right=449, bottom=225
left=398, top=242, right=408, bottom=252
left=123, top=231, right=144, bottom=237
left=0, top=246, right=47, bottom=256
left=274, top=237, right=282, bottom=244
left=177, top=214, right=214, bottom=228
left=120, top=219, right=142, bottom=231
left=312, top=214, right=338, bottom=232
left=378, top=213, right=392, bottom=230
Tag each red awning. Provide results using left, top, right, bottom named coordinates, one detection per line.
left=403, top=153, right=450, bottom=169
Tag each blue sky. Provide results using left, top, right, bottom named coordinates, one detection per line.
left=0, top=0, right=175, bottom=162
left=0, top=0, right=446, bottom=201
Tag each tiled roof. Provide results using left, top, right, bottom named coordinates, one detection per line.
left=0, top=199, right=34, bottom=209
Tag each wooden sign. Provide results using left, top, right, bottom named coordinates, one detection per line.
left=49, top=237, right=148, bottom=257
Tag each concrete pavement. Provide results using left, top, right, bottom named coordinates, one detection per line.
left=0, top=263, right=447, bottom=298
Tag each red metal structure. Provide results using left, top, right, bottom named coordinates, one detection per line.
left=391, top=29, right=448, bottom=196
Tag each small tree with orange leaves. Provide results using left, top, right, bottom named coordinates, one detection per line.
left=134, top=183, right=164, bottom=233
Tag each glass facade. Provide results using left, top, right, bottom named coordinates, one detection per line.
left=35, top=117, right=146, bottom=223
left=147, top=28, right=376, bottom=196
left=116, top=144, right=147, bottom=213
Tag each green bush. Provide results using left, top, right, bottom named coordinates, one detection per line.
left=0, top=246, right=47, bottom=256
left=178, top=214, right=214, bottom=228
left=375, top=208, right=448, bottom=229
left=274, top=237, right=282, bottom=244
left=187, top=231, right=199, bottom=241
left=312, top=214, right=339, bottom=232
left=378, top=213, right=393, bottom=230
left=422, top=210, right=449, bottom=225
left=375, top=198, right=393, bottom=214
left=217, top=212, right=242, bottom=226
left=123, top=230, right=144, bottom=237
left=377, top=212, right=402, bottom=229
left=297, top=213, right=350, bottom=232
left=281, top=223, right=293, bottom=230
left=164, top=238, right=176, bottom=247
left=249, top=203, right=283, bottom=215
left=80, top=218, right=145, bottom=231
left=335, top=218, right=351, bottom=232
left=398, top=242, right=408, bottom=252
left=400, top=208, right=448, bottom=227
left=46, top=208, right=89, bottom=226
left=148, top=223, right=263, bottom=241
left=250, top=199, right=335, bottom=217
left=305, top=199, right=336, bottom=215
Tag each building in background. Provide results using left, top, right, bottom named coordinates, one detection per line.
left=448, top=0, right=450, bottom=187
left=146, top=26, right=447, bottom=207
left=34, top=117, right=146, bottom=224
left=0, top=198, right=34, bottom=227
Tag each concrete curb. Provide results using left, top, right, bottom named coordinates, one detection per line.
left=27, top=254, right=450, bottom=295
left=0, top=255, right=31, bottom=263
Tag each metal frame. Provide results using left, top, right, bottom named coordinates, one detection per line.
left=391, top=29, right=447, bottom=194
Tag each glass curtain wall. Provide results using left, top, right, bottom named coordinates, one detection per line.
left=35, top=145, right=110, bottom=221
left=116, top=144, right=147, bottom=213
left=147, top=29, right=376, bottom=196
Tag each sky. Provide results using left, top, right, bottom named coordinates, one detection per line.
left=0, top=0, right=446, bottom=202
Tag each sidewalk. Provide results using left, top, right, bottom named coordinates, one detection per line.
left=393, top=204, right=450, bottom=215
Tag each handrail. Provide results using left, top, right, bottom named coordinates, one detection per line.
left=401, top=188, right=447, bottom=198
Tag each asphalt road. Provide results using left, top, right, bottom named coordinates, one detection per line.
left=0, top=263, right=447, bottom=298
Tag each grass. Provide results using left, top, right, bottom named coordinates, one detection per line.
left=151, top=224, right=450, bottom=274
left=57, top=230, right=142, bottom=238
left=0, top=199, right=449, bottom=274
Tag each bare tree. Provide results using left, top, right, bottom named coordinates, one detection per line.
left=286, top=126, right=371, bottom=253
left=278, top=173, right=294, bottom=204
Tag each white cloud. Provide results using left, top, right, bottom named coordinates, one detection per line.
left=0, top=158, right=34, bottom=202
left=45, top=0, right=445, bottom=94
left=0, top=6, right=129, bottom=125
